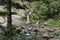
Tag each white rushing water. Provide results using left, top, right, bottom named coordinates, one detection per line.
left=35, top=20, right=39, bottom=26
left=26, top=9, right=32, bottom=24
left=26, top=14, right=31, bottom=24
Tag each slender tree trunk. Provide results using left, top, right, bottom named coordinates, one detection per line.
left=6, top=0, right=13, bottom=40
left=6, top=0, right=12, bottom=27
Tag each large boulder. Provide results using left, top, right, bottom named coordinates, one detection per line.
left=0, top=16, right=7, bottom=27
left=0, top=14, right=24, bottom=27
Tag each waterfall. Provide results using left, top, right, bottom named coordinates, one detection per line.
left=26, top=14, right=30, bottom=24
left=26, top=9, right=32, bottom=24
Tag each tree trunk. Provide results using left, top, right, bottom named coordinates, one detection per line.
left=6, top=0, right=12, bottom=27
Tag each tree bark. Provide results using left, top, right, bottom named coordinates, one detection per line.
left=6, top=0, right=12, bottom=27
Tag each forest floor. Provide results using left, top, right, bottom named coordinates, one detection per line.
left=28, top=26, right=60, bottom=40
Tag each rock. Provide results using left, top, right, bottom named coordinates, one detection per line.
left=34, top=29, right=39, bottom=32
left=0, top=14, right=25, bottom=27
left=49, top=37, right=60, bottom=40
left=40, top=26, right=45, bottom=28
left=48, top=28, right=55, bottom=32
left=0, top=16, right=7, bottom=27
left=28, top=27, right=32, bottom=31
left=17, top=9, right=25, bottom=17
left=49, top=38, right=55, bottom=40
left=0, top=7, right=25, bottom=27
left=26, top=32, right=32, bottom=39
left=12, top=15, right=21, bottom=26
left=0, top=22, right=7, bottom=27
left=39, top=27, right=47, bottom=32
left=42, top=33, right=50, bottom=38
left=0, top=16, right=5, bottom=23
left=26, top=32, right=30, bottom=35
left=11, top=8, right=25, bottom=17
left=50, top=35, right=54, bottom=38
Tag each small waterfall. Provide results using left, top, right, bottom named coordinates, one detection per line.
left=26, top=14, right=31, bottom=24
left=26, top=9, right=32, bottom=24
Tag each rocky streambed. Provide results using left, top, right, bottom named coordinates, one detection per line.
left=15, top=25, right=60, bottom=40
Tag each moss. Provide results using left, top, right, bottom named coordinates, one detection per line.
left=53, top=31, right=59, bottom=36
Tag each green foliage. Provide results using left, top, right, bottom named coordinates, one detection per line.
left=52, top=31, right=59, bottom=36
left=46, top=19, right=55, bottom=27
left=55, top=19, right=60, bottom=27
left=22, top=0, right=60, bottom=27
left=1, top=27, right=16, bottom=39
left=0, top=11, right=7, bottom=16
left=0, top=6, right=7, bottom=16
left=29, top=0, right=60, bottom=20
left=45, top=18, right=60, bottom=27
left=0, top=26, right=35, bottom=40
left=12, top=0, right=60, bottom=22
left=0, top=6, right=6, bottom=12
left=29, top=1, right=48, bottom=21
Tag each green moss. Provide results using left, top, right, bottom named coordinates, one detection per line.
left=53, top=31, right=59, bottom=36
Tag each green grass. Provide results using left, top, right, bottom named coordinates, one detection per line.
left=52, top=31, right=60, bottom=36
left=45, top=18, right=60, bottom=27
left=0, top=6, right=7, bottom=12
left=0, top=6, right=7, bottom=16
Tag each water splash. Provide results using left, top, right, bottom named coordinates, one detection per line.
left=35, top=20, right=39, bottom=26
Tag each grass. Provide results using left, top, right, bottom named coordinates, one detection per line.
left=0, top=6, right=7, bottom=16
left=0, top=6, right=7, bottom=12
left=52, top=31, right=60, bottom=36
left=45, top=18, right=60, bottom=27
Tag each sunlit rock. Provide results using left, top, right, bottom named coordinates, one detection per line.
left=48, top=28, right=55, bottom=32
left=26, top=32, right=30, bottom=35
left=28, top=27, right=32, bottom=31
left=0, top=16, right=7, bottom=27
left=0, top=14, right=24, bottom=27
left=0, top=23, right=7, bottom=27
left=12, top=15, right=21, bottom=26
left=0, top=16, right=5, bottom=24
left=26, top=32, right=32, bottom=39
